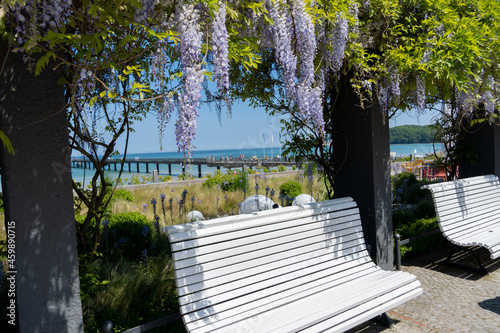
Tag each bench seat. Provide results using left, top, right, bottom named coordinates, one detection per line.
left=167, top=197, right=422, bottom=332
left=421, top=174, right=500, bottom=260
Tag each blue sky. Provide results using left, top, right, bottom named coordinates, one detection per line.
left=117, top=101, right=440, bottom=154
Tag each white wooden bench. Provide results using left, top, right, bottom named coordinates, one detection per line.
left=166, top=197, right=422, bottom=332
left=421, top=174, right=500, bottom=269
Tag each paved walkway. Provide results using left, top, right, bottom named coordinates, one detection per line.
left=347, top=248, right=500, bottom=333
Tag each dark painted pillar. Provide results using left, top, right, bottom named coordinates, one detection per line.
left=459, top=122, right=500, bottom=179
left=0, top=42, right=83, bottom=331
left=198, top=164, right=202, bottom=178
left=331, top=82, right=393, bottom=270
left=168, top=164, right=172, bottom=176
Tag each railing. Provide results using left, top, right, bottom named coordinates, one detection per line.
left=394, top=229, right=441, bottom=271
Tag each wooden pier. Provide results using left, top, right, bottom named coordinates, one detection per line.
left=71, top=157, right=299, bottom=178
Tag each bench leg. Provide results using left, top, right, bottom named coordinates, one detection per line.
left=444, top=245, right=489, bottom=275
left=371, top=312, right=394, bottom=328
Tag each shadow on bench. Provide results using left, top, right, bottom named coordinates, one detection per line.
left=166, top=197, right=422, bottom=332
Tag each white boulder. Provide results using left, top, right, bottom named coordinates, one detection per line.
left=239, top=195, right=275, bottom=214
left=186, top=210, right=204, bottom=222
left=292, top=194, right=316, bottom=206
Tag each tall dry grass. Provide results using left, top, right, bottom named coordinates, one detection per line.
left=111, top=173, right=325, bottom=228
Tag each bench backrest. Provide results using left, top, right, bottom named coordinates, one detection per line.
left=166, top=197, right=374, bottom=332
left=421, top=174, right=500, bottom=241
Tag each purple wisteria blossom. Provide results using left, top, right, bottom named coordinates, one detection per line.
left=12, top=0, right=73, bottom=44
left=176, top=5, right=204, bottom=155
left=329, top=12, right=348, bottom=73
left=292, top=0, right=316, bottom=87
left=416, top=76, right=425, bottom=113
left=135, top=0, right=157, bottom=25
left=212, top=2, right=230, bottom=92
left=269, top=0, right=297, bottom=101
left=378, top=82, right=389, bottom=114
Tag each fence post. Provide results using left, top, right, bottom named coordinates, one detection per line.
left=395, top=234, right=402, bottom=271
left=101, top=320, right=113, bottom=333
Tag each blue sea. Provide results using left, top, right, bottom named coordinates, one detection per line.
left=72, top=147, right=284, bottom=186
left=71, top=144, right=439, bottom=186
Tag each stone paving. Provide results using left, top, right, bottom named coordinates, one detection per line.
left=346, top=248, right=500, bottom=333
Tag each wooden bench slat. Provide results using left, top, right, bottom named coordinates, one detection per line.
left=175, top=236, right=366, bottom=289
left=437, top=209, right=500, bottom=236
left=301, top=282, right=423, bottom=333
left=432, top=189, right=500, bottom=212
left=174, top=221, right=363, bottom=270
left=182, top=258, right=376, bottom=327
left=421, top=175, right=499, bottom=193
left=167, top=199, right=357, bottom=241
left=175, top=234, right=366, bottom=289
left=439, top=210, right=500, bottom=232
left=446, top=223, right=500, bottom=247
left=167, top=197, right=356, bottom=236
left=171, top=208, right=361, bottom=261
left=188, top=272, right=419, bottom=333
left=435, top=200, right=500, bottom=223
left=179, top=246, right=371, bottom=308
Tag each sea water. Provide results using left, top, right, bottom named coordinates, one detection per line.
left=71, top=144, right=439, bottom=186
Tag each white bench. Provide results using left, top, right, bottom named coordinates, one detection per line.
left=166, top=197, right=422, bottom=332
left=421, top=174, right=500, bottom=264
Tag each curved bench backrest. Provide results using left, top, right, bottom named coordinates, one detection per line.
left=421, top=174, right=500, bottom=242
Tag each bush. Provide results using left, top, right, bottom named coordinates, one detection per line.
left=106, top=212, right=152, bottom=260
left=392, top=172, right=430, bottom=204
left=203, top=171, right=247, bottom=191
left=279, top=181, right=302, bottom=199
left=395, top=217, right=446, bottom=258
left=106, top=188, right=133, bottom=204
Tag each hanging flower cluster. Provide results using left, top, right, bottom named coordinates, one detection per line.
left=211, top=2, right=230, bottom=92
left=10, top=0, right=73, bottom=45
left=269, top=0, right=325, bottom=135
left=135, top=0, right=157, bottom=25
left=175, top=5, right=205, bottom=156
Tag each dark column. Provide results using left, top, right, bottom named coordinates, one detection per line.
left=128, top=162, right=131, bottom=172
left=146, top=163, right=149, bottom=173
left=198, top=164, right=202, bottom=178
left=168, top=164, right=172, bottom=176
left=136, top=163, right=140, bottom=173
left=0, top=41, right=83, bottom=331
left=459, top=122, right=500, bottom=178
left=331, top=81, right=393, bottom=270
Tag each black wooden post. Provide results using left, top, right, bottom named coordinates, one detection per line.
left=0, top=41, right=83, bottom=331
left=459, top=121, right=500, bottom=178
left=331, top=79, right=393, bottom=270
left=198, top=164, right=202, bottom=178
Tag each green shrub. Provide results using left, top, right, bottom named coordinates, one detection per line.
left=106, top=212, right=152, bottom=260
left=279, top=181, right=302, bottom=199
left=106, top=188, right=133, bottom=204
left=392, top=172, right=430, bottom=204
left=203, top=171, right=247, bottom=191
left=277, top=165, right=287, bottom=172
left=395, top=217, right=445, bottom=258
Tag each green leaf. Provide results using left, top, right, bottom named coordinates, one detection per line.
left=0, top=131, right=14, bottom=155
left=118, top=35, right=137, bottom=48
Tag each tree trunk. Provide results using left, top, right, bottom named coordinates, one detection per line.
left=0, top=43, right=83, bottom=332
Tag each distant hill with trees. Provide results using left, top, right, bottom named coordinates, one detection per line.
left=389, top=125, right=436, bottom=144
